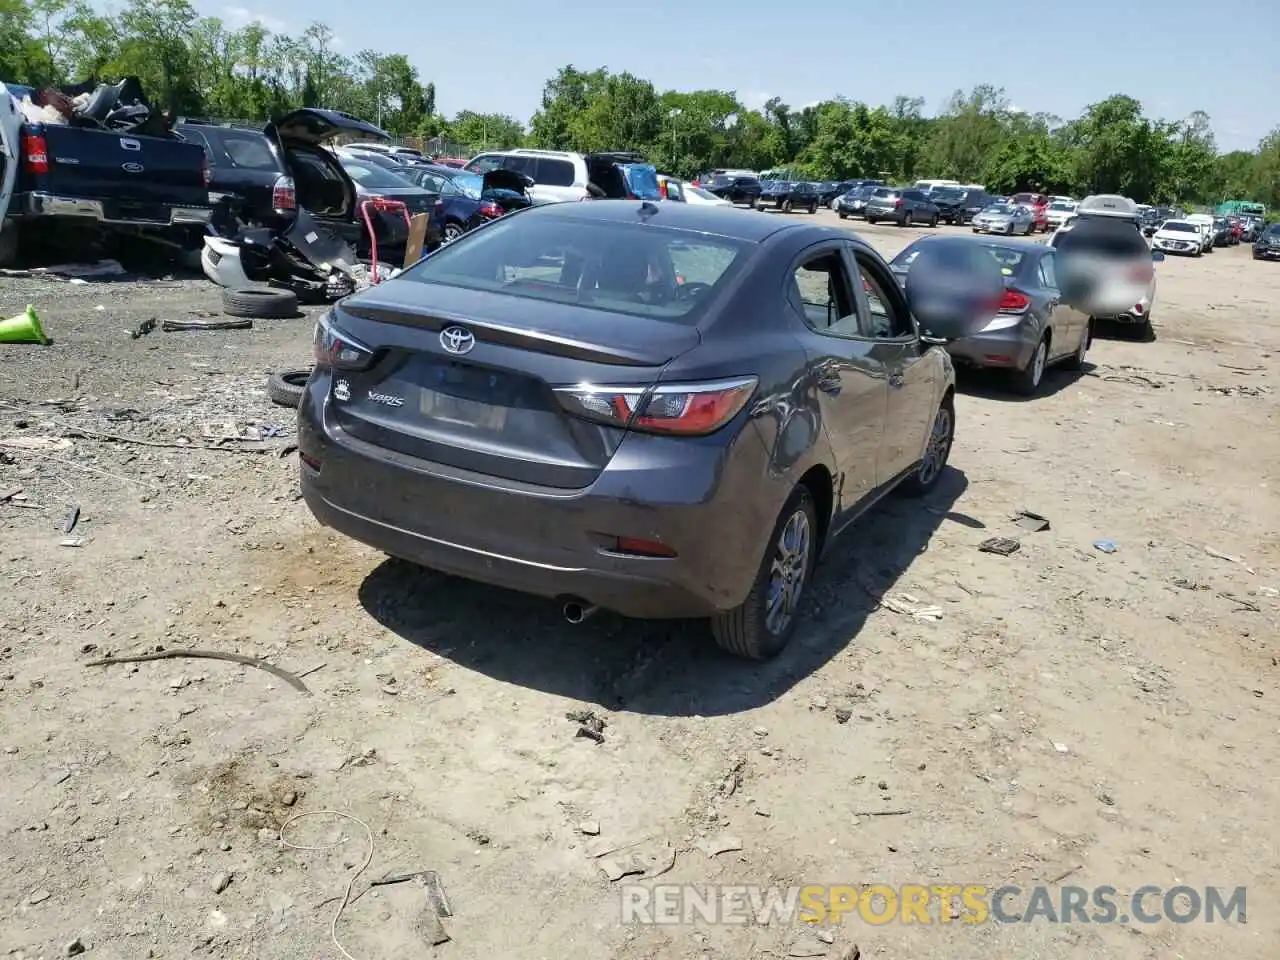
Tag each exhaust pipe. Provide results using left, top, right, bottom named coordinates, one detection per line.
left=562, top=600, right=599, bottom=624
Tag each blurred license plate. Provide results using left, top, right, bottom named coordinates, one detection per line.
left=420, top=389, right=506, bottom=430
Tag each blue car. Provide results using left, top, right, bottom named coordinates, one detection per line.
left=402, top=165, right=534, bottom=242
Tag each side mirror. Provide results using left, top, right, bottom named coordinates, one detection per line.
left=1151, top=251, right=1165, bottom=262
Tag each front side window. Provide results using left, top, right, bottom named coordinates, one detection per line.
left=854, top=255, right=913, bottom=339
left=788, top=250, right=860, bottom=337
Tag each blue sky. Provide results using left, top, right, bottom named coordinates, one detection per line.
left=207, top=0, right=1279, bottom=152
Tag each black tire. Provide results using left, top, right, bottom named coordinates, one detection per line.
left=928, top=213, right=938, bottom=228
left=866, top=216, right=877, bottom=224
left=267, top=369, right=312, bottom=408
left=443, top=221, right=465, bottom=242
left=838, top=212, right=848, bottom=220
left=896, top=394, right=955, bottom=498
left=809, top=202, right=818, bottom=214
left=711, top=486, right=818, bottom=660
left=1011, top=335, right=1049, bottom=396
left=0, top=221, right=20, bottom=269
left=1134, top=316, right=1155, bottom=342
left=782, top=198, right=793, bottom=213
left=223, top=287, right=299, bottom=319
left=901, top=212, right=913, bottom=228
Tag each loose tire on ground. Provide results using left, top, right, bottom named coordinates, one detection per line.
left=267, top=369, right=312, bottom=408
left=710, top=485, right=818, bottom=660
left=223, top=287, right=299, bottom=319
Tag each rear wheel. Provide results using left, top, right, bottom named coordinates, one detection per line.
left=902, top=212, right=913, bottom=228
left=0, top=221, right=19, bottom=269
left=1063, top=321, right=1091, bottom=370
left=443, top=221, right=465, bottom=242
left=809, top=202, right=818, bottom=214
left=1012, top=336, right=1048, bottom=396
left=711, top=486, right=818, bottom=660
left=896, top=396, right=955, bottom=497
left=782, top=198, right=793, bottom=213
left=928, top=212, right=938, bottom=228
left=838, top=211, right=848, bottom=220
left=866, top=215, right=878, bottom=224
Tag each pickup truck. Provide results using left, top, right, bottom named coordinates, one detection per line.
left=1, top=82, right=212, bottom=267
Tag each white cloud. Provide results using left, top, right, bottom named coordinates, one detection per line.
left=222, top=6, right=288, bottom=34
left=1008, top=103, right=1026, bottom=114
left=742, top=91, right=773, bottom=111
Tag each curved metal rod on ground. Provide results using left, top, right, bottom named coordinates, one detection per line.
left=84, top=649, right=312, bottom=695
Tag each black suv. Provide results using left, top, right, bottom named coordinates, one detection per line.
left=175, top=108, right=442, bottom=256
left=697, top=173, right=762, bottom=207
left=757, top=180, right=821, bottom=213
left=928, top=187, right=990, bottom=225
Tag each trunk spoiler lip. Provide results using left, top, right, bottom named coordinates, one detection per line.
left=337, top=300, right=701, bottom=369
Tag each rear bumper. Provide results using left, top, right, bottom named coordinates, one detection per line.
left=296, top=375, right=783, bottom=620
left=16, top=191, right=212, bottom=226
left=943, top=327, right=1037, bottom=369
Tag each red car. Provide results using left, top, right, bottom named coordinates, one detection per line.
left=1011, top=192, right=1050, bottom=232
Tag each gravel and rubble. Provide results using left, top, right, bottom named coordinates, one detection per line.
left=1, top=223, right=1278, bottom=960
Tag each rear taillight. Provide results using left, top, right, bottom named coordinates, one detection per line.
left=553, top=377, right=758, bottom=436
left=478, top=200, right=502, bottom=218
left=894, top=198, right=905, bottom=208
left=313, top=313, right=374, bottom=371
left=271, top=175, right=296, bottom=212
left=22, top=133, right=48, bottom=174
left=997, top=288, right=1032, bottom=313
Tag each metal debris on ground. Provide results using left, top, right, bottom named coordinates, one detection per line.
left=1204, top=545, right=1255, bottom=573
left=62, top=504, right=80, bottom=534
left=1093, top=539, right=1118, bottom=554
left=162, top=317, right=253, bottom=332
left=695, top=834, right=743, bottom=857
left=979, top=536, right=1021, bottom=556
left=880, top=594, right=943, bottom=621
left=598, top=840, right=676, bottom=881
left=1013, top=510, right=1051, bottom=532
left=1205, top=384, right=1268, bottom=398
left=130, top=318, right=156, bottom=339
left=566, top=708, right=607, bottom=743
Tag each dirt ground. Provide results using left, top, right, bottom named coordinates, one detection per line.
left=1, top=215, right=1277, bottom=960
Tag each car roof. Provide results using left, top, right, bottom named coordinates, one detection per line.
left=526, top=199, right=829, bottom=243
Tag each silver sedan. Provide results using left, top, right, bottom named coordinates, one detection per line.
left=972, top=203, right=1036, bottom=236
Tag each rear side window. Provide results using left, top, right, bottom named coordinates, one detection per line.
left=465, top=154, right=505, bottom=174
left=205, top=130, right=278, bottom=170
left=533, top=158, right=576, bottom=187
left=402, top=215, right=750, bottom=322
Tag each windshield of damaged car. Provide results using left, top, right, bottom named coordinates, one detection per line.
left=340, top=161, right=416, bottom=189
left=401, top=217, right=750, bottom=322
left=983, top=204, right=1017, bottom=215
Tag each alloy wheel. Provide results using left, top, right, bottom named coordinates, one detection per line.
left=765, top=508, right=812, bottom=636
left=918, top=405, right=953, bottom=487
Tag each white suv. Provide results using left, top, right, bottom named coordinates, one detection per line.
left=463, top=149, right=658, bottom=204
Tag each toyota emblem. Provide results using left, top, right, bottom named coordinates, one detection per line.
left=439, top=325, right=475, bottom=355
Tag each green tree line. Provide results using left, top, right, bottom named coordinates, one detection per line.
left=3, top=0, right=1277, bottom=208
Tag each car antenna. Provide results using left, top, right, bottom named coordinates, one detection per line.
left=638, top=201, right=660, bottom=219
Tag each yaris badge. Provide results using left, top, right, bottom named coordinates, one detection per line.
left=439, top=326, right=475, bottom=355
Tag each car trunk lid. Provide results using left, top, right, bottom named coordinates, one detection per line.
left=326, top=282, right=700, bottom=488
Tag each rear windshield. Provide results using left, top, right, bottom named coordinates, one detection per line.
left=892, top=241, right=1027, bottom=271
left=402, top=214, right=751, bottom=322
left=340, top=160, right=415, bottom=189
left=1049, top=201, right=1075, bottom=212
left=983, top=204, right=1018, bottom=214
left=1054, top=224, right=1149, bottom=257
left=872, top=188, right=895, bottom=198
left=931, top=187, right=965, bottom=201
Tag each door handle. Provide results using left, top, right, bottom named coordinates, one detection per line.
left=817, top=376, right=842, bottom=396
left=889, top=373, right=905, bottom=389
